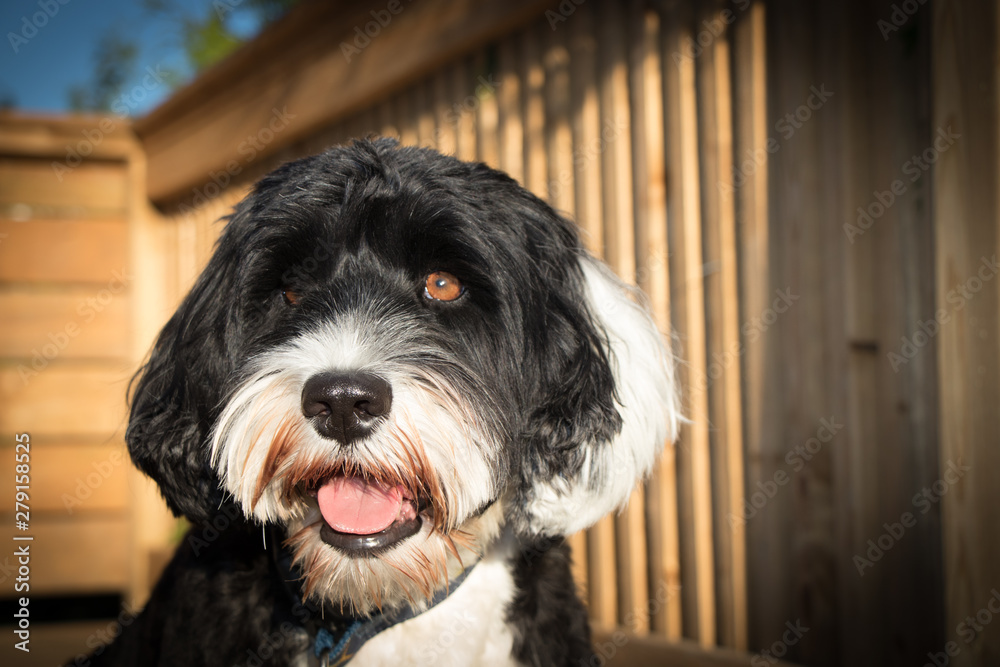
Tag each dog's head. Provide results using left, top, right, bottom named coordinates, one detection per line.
left=127, top=138, right=679, bottom=614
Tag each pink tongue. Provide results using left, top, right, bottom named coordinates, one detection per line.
left=317, top=476, right=406, bottom=535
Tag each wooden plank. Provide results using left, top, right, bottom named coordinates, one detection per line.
left=0, top=516, right=129, bottom=594
left=415, top=82, right=437, bottom=149
left=543, top=22, right=574, bottom=213
left=764, top=3, right=843, bottom=662
left=731, top=0, right=771, bottom=654
left=137, top=0, right=554, bottom=202
left=0, top=288, right=131, bottom=360
left=567, top=0, right=616, bottom=629
left=475, top=49, right=501, bottom=169
left=0, top=364, right=129, bottom=439
left=521, top=24, right=547, bottom=197
left=569, top=1, right=604, bottom=256
left=0, top=219, right=127, bottom=285
left=661, top=0, right=716, bottom=646
left=596, top=0, right=647, bottom=634
left=628, top=1, right=682, bottom=640
left=395, top=87, right=419, bottom=148
left=498, top=37, right=524, bottom=183
left=127, top=150, right=179, bottom=609
left=933, top=2, right=1000, bottom=666
left=376, top=99, right=399, bottom=140
left=567, top=530, right=590, bottom=608
left=592, top=626, right=797, bottom=667
left=451, top=58, right=478, bottom=162
left=0, top=441, right=129, bottom=514
left=695, top=1, right=747, bottom=650
left=0, top=158, right=127, bottom=216
left=588, top=515, right=619, bottom=629
left=0, top=114, right=137, bottom=162
left=434, top=68, right=458, bottom=157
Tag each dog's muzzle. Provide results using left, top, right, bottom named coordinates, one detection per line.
left=300, top=371, right=425, bottom=555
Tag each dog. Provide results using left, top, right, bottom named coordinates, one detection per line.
left=92, top=138, right=679, bottom=666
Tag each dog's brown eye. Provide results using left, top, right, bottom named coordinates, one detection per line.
left=424, top=272, right=464, bottom=302
left=282, top=289, right=299, bottom=305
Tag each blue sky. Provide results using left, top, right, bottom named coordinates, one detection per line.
left=1, top=0, right=263, bottom=117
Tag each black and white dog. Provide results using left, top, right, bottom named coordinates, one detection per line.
left=97, top=138, right=679, bottom=666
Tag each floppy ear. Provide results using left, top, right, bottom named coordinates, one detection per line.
left=126, top=245, right=240, bottom=525
left=519, top=256, right=680, bottom=537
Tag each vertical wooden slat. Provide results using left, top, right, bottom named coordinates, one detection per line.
left=498, top=38, right=524, bottom=182
left=415, top=82, right=437, bottom=148
left=376, top=100, right=398, bottom=139
left=452, top=58, right=478, bottom=162
left=570, top=3, right=604, bottom=256
left=395, top=87, right=418, bottom=147
left=934, top=2, right=1000, bottom=666
left=433, top=69, right=457, bottom=157
left=544, top=17, right=574, bottom=214
left=731, top=0, right=769, bottom=652
left=661, top=0, right=716, bottom=646
left=695, top=0, right=747, bottom=651
left=629, top=1, right=682, bottom=639
left=522, top=25, right=547, bottom=197
left=127, top=142, right=177, bottom=608
left=599, top=0, right=649, bottom=633
left=766, top=3, right=843, bottom=661
left=569, top=1, right=616, bottom=628
left=475, top=48, right=501, bottom=168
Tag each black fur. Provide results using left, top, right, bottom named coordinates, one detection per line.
left=508, top=539, right=594, bottom=666
left=100, top=138, right=625, bottom=666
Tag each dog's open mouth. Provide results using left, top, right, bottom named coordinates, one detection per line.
left=314, top=475, right=424, bottom=555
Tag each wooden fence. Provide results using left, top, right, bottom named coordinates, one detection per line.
left=2, top=0, right=997, bottom=665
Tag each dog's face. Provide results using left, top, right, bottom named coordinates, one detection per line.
left=127, top=138, right=679, bottom=614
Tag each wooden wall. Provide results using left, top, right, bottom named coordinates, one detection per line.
left=0, top=116, right=172, bottom=605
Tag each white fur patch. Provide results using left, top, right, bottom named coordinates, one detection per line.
left=349, top=536, right=520, bottom=667
left=525, top=257, right=680, bottom=535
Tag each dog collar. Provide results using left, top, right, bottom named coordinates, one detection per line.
left=309, top=564, right=476, bottom=666
left=267, top=526, right=477, bottom=666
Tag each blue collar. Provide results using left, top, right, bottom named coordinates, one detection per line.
left=311, top=564, right=477, bottom=666
left=267, top=526, right=477, bottom=667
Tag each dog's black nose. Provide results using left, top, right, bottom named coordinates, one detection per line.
left=301, top=372, right=392, bottom=444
